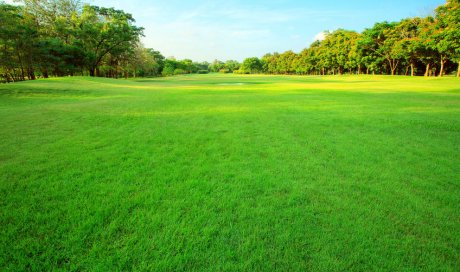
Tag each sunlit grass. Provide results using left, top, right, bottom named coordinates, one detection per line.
left=0, top=74, right=459, bottom=271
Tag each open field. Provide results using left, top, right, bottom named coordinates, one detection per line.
left=1, top=74, right=459, bottom=271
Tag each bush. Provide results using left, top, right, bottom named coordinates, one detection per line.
left=233, top=69, right=248, bottom=74
left=173, top=69, right=185, bottom=75
left=162, top=66, right=175, bottom=76
left=197, top=70, right=209, bottom=74
left=219, top=68, right=230, bottom=73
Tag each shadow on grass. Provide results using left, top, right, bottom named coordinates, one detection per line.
left=0, top=88, right=94, bottom=97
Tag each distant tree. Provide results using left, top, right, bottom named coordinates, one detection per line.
left=162, top=59, right=176, bottom=76
left=224, top=60, right=240, bottom=72
left=209, top=60, right=225, bottom=72
left=124, top=44, right=159, bottom=77
left=194, top=61, right=210, bottom=72
left=262, top=52, right=280, bottom=74
left=322, top=29, right=360, bottom=74
left=277, top=50, right=296, bottom=74
left=240, top=57, right=263, bottom=74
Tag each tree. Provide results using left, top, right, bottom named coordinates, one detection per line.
left=360, top=22, right=404, bottom=75
left=162, top=59, right=176, bottom=76
left=395, top=18, right=424, bottom=76
left=79, top=5, right=143, bottom=76
left=417, top=17, right=439, bottom=77
left=224, top=60, right=240, bottom=72
left=262, top=52, right=280, bottom=74
left=434, top=0, right=460, bottom=76
left=209, top=60, right=225, bottom=72
left=0, top=3, right=40, bottom=81
left=276, top=51, right=296, bottom=74
left=240, top=57, right=263, bottom=74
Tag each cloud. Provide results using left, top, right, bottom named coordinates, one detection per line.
left=313, top=31, right=327, bottom=41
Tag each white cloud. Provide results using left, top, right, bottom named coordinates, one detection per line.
left=313, top=31, right=327, bottom=41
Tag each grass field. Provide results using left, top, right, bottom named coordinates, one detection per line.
left=0, top=74, right=459, bottom=271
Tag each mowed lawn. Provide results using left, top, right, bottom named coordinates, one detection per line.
left=0, top=74, right=459, bottom=271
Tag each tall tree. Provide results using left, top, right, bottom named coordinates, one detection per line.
left=360, top=22, right=404, bottom=75
left=395, top=18, right=424, bottom=76
left=79, top=5, right=143, bottom=76
left=434, top=0, right=460, bottom=76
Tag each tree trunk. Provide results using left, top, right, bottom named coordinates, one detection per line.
left=410, top=63, right=414, bottom=77
left=9, top=72, right=15, bottom=82
left=439, top=59, right=445, bottom=77
left=17, top=51, right=25, bottom=81
left=29, top=70, right=36, bottom=80
left=457, top=61, right=460, bottom=77
left=424, top=63, right=430, bottom=77
left=387, top=58, right=400, bottom=76
left=89, top=68, right=95, bottom=77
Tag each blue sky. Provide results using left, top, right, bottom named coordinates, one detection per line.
left=7, top=0, right=446, bottom=61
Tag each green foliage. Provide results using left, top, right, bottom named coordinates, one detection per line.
left=0, top=0, right=144, bottom=81
left=173, top=68, right=185, bottom=75
left=161, top=59, right=176, bottom=76
left=194, top=61, right=210, bottom=72
left=433, top=0, right=460, bottom=76
left=232, top=69, right=247, bottom=74
left=253, top=1, right=460, bottom=77
left=224, top=60, right=240, bottom=72
left=209, top=59, right=225, bottom=72
left=241, top=57, right=264, bottom=74
left=79, top=5, right=144, bottom=76
left=0, top=3, right=40, bottom=81
left=158, top=58, right=206, bottom=77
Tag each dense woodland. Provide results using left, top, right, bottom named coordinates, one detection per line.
left=0, top=0, right=459, bottom=82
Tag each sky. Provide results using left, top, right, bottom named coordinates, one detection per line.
left=6, top=0, right=446, bottom=62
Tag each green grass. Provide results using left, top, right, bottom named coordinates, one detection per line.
left=1, top=74, right=459, bottom=271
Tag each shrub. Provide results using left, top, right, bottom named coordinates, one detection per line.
left=233, top=69, right=248, bottom=74
left=173, top=69, right=185, bottom=75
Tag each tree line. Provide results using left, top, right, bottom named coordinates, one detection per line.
left=1, top=0, right=459, bottom=83
left=237, top=0, right=459, bottom=77
left=1, top=0, right=149, bottom=82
